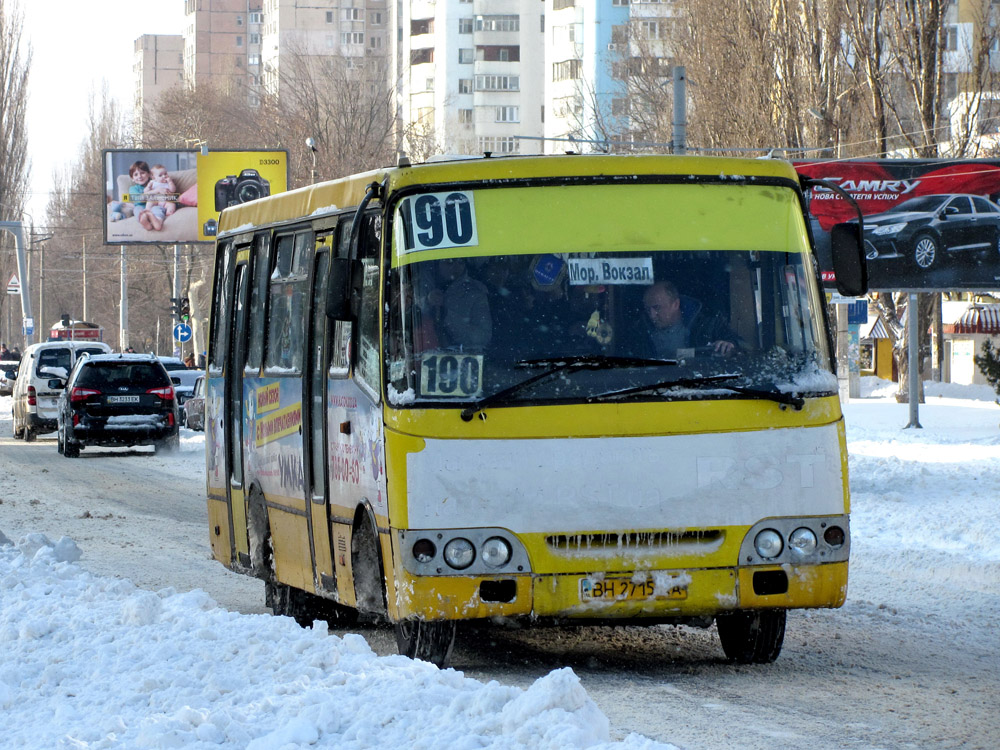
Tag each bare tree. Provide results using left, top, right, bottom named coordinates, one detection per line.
left=274, top=46, right=396, bottom=181
left=0, top=0, right=30, bottom=345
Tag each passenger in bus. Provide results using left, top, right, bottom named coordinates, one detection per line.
left=426, top=258, right=492, bottom=351
left=642, top=281, right=737, bottom=358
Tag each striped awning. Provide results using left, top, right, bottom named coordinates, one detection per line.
left=954, top=304, right=1000, bottom=334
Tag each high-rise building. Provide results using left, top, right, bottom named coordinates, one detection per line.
left=260, top=0, right=389, bottom=97
left=545, top=0, right=676, bottom=153
left=133, top=35, right=185, bottom=138
left=394, top=0, right=545, bottom=158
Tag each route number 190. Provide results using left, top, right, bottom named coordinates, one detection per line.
left=398, top=191, right=479, bottom=253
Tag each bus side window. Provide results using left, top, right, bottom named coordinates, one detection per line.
left=352, top=211, right=382, bottom=401
left=245, top=233, right=271, bottom=373
left=209, top=240, right=236, bottom=373
left=329, top=219, right=353, bottom=379
left=265, top=234, right=307, bottom=373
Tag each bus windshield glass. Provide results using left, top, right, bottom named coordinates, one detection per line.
left=386, top=181, right=833, bottom=407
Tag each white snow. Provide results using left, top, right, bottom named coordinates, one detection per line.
left=1, top=375, right=999, bottom=749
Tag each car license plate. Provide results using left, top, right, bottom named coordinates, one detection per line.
left=107, top=395, right=140, bottom=404
left=579, top=576, right=688, bottom=601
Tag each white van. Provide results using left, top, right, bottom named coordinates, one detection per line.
left=12, top=340, right=112, bottom=440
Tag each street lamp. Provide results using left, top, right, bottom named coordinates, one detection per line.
left=306, top=137, right=318, bottom=184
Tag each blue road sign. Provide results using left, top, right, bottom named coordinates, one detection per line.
left=173, top=323, right=192, bottom=343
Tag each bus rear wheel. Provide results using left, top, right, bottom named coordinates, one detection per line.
left=395, top=619, right=457, bottom=667
left=716, top=609, right=786, bottom=664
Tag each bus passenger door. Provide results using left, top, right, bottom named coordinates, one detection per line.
left=226, top=260, right=251, bottom=565
left=305, top=245, right=336, bottom=591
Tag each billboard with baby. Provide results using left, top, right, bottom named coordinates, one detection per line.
left=103, top=149, right=288, bottom=245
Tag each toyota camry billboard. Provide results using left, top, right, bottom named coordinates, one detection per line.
left=794, top=159, right=1000, bottom=292
left=103, top=149, right=288, bottom=245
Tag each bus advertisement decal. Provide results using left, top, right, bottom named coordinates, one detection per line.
left=568, top=257, right=654, bottom=286
left=419, top=353, right=483, bottom=398
left=256, top=382, right=281, bottom=414
left=397, top=191, right=479, bottom=254
left=255, top=403, right=302, bottom=447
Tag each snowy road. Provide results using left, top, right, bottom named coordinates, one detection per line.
left=1, top=383, right=997, bottom=749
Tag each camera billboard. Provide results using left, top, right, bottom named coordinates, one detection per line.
left=794, top=159, right=1000, bottom=293
left=103, top=149, right=288, bottom=245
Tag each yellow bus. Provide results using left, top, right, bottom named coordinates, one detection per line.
left=205, top=154, right=866, bottom=666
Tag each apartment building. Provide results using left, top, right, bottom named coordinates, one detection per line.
left=133, top=35, right=184, bottom=138
left=181, top=0, right=262, bottom=100
left=394, top=0, right=545, bottom=157
left=545, top=0, right=677, bottom=153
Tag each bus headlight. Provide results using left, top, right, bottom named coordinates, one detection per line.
left=754, top=529, right=784, bottom=559
left=788, top=527, right=818, bottom=556
left=443, top=538, right=475, bottom=570
left=412, top=538, right=436, bottom=564
left=481, top=537, right=512, bottom=568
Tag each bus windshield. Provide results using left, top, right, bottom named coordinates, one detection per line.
left=386, top=182, right=833, bottom=408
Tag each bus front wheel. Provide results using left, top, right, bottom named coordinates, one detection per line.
left=395, top=619, right=457, bottom=667
left=716, top=609, right=786, bottom=664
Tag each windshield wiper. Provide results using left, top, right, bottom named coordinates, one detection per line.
left=460, top=354, right=678, bottom=421
left=588, top=374, right=806, bottom=410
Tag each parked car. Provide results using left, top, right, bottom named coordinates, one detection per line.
left=169, top=368, right=203, bottom=405
left=55, top=352, right=180, bottom=457
left=12, top=340, right=112, bottom=441
left=860, top=193, right=1000, bottom=270
left=0, top=358, right=19, bottom=396
left=183, top=375, right=205, bottom=431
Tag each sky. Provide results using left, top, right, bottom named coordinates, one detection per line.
left=21, top=1, right=187, bottom=224
left=1, top=378, right=999, bottom=748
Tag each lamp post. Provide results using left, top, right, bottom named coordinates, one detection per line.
left=306, top=137, right=318, bottom=184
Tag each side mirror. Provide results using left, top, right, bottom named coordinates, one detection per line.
left=830, top=222, right=869, bottom=297
left=327, top=257, right=353, bottom=320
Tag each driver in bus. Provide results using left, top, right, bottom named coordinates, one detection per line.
left=642, top=280, right=737, bottom=358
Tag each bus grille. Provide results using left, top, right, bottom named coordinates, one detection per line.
left=545, top=530, right=724, bottom=555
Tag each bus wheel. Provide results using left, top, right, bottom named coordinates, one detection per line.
left=716, top=609, right=786, bottom=664
left=395, top=619, right=457, bottom=667
left=268, top=581, right=317, bottom=628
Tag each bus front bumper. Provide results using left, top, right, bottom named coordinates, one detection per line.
left=390, top=561, right=848, bottom=622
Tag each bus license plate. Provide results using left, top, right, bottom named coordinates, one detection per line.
left=579, top=577, right=687, bottom=601
left=107, top=395, right=140, bottom=404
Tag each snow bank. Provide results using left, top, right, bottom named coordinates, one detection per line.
left=0, top=533, right=674, bottom=750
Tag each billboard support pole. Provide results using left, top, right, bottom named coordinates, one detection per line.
left=120, top=245, right=129, bottom=351
left=904, top=292, right=922, bottom=429
left=173, top=244, right=181, bottom=357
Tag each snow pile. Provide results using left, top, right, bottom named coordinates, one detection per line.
left=0, top=534, right=674, bottom=750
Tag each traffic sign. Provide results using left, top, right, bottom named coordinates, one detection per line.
left=6, top=273, right=18, bottom=294
left=173, top=323, right=192, bottom=343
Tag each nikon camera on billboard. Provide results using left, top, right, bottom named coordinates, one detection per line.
left=197, top=151, right=287, bottom=242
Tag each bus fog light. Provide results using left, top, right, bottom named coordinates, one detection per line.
left=754, top=529, right=784, bottom=559
left=481, top=537, right=511, bottom=568
left=443, top=538, right=475, bottom=570
left=412, top=538, right=436, bottom=564
left=824, top=525, right=846, bottom=548
left=788, top=527, right=817, bottom=556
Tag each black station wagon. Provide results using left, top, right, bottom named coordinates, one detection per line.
left=55, top=353, right=180, bottom=457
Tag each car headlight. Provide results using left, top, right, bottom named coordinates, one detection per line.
left=754, top=529, right=784, bottom=559
left=788, top=527, right=818, bottom=556
left=443, top=538, right=475, bottom=570
left=872, top=223, right=906, bottom=235
left=481, top=537, right=512, bottom=568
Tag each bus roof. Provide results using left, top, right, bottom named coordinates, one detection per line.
left=216, top=154, right=802, bottom=236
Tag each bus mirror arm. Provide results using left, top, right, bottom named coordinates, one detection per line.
left=803, top=178, right=869, bottom=297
